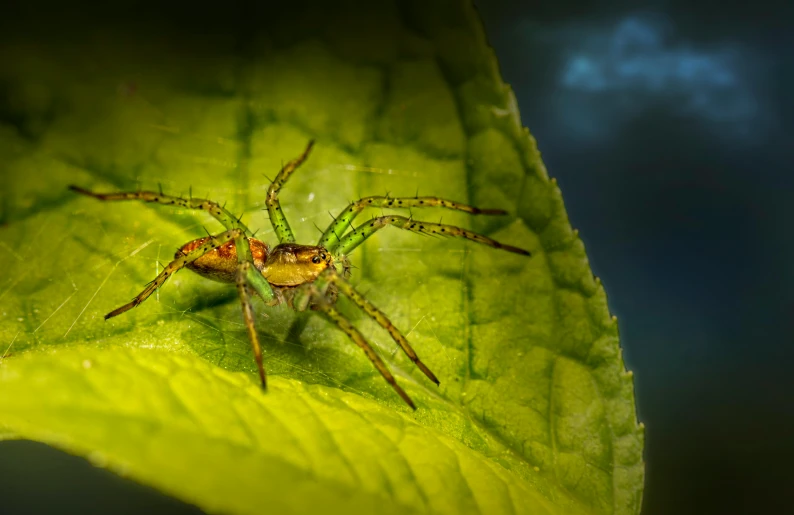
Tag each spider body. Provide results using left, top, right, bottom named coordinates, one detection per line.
left=180, top=238, right=338, bottom=310
left=69, top=140, right=530, bottom=409
left=179, top=238, right=333, bottom=288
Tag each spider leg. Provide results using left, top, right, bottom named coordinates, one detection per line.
left=105, top=228, right=244, bottom=319
left=333, top=215, right=531, bottom=257
left=68, top=186, right=251, bottom=234
left=312, top=299, right=417, bottom=410
left=319, top=195, right=506, bottom=251
left=231, top=231, right=278, bottom=388
left=265, top=140, right=315, bottom=244
left=236, top=262, right=268, bottom=388
left=296, top=269, right=439, bottom=385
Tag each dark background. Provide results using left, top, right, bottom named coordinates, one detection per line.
left=1, top=1, right=792, bottom=514
left=477, top=0, right=794, bottom=513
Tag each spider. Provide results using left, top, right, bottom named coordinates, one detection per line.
left=69, top=141, right=530, bottom=408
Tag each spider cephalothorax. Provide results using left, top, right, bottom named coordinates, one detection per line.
left=69, top=140, right=530, bottom=409
left=260, top=243, right=333, bottom=286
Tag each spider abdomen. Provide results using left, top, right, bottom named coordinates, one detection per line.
left=176, top=237, right=269, bottom=283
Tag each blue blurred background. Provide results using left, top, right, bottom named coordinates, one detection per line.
left=1, top=1, right=792, bottom=513
left=477, top=1, right=794, bottom=513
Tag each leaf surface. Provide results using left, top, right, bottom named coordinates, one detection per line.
left=0, top=1, right=643, bottom=513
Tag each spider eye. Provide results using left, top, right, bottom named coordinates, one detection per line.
left=311, top=256, right=322, bottom=264
left=320, top=253, right=326, bottom=260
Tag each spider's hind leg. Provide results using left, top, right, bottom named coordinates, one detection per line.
left=232, top=233, right=278, bottom=389
left=236, top=261, right=269, bottom=388
left=104, top=228, right=244, bottom=319
left=68, top=186, right=251, bottom=234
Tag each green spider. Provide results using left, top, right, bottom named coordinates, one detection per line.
left=69, top=141, right=530, bottom=408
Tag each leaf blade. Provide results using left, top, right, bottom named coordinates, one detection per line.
left=1, top=347, right=579, bottom=515
left=0, top=0, right=643, bottom=513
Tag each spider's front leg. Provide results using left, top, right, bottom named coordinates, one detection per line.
left=265, top=140, right=315, bottom=244
left=292, top=268, right=439, bottom=409
left=319, top=195, right=506, bottom=251
left=317, top=303, right=416, bottom=409
left=334, top=215, right=531, bottom=257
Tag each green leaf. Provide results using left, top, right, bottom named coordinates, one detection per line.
left=0, top=1, right=644, bottom=514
